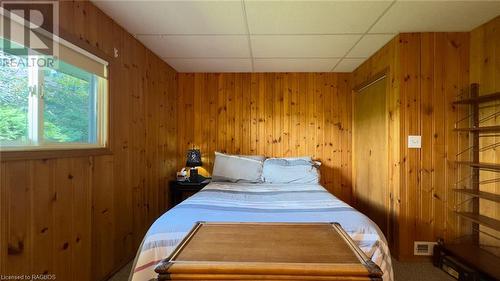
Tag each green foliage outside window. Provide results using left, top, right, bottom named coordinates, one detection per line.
left=0, top=53, right=29, bottom=142
left=43, top=67, right=91, bottom=142
left=0, top=107, right=27, bottom=141
left=0, top=49, right=93, bottom=144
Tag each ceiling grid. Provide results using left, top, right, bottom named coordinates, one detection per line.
left=329, top=0, right=396, bottom=72
left=92, top=0, right=500, bottom=72
left=241, top=0, right=255, bottom=71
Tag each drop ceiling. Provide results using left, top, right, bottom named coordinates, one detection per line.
left=92, top=0, right=500, bottom=73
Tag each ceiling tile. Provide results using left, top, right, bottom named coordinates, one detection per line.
left=245, top=0, right=392, bottom=34
left=334, top=58, right=366, bottom=72
left=137, top=35, right=250, bottom=58
left=92, top=1, right=247, bottom=34
left=371, top=1, right=500, bottom=33
left=165, top=58, right=252, bottom=73
left=251, top=35, right=361, bottom=58
left=254, top=58, right=340, bottom=72
left=347, top=34, right=395, bottom=58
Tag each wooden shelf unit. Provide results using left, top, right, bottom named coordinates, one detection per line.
left=455, top=161, right=500, bottom=171
left=453, top=189, right=500, bottom=203
left=455, top=212, right=500, bottom=232
left=453, top=91, right=500, bottom=104
left=447, top=83, right=500, bottom=278
left=454, top=125, right=500, bottom=132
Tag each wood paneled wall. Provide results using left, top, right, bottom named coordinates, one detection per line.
left=470, top=16, right=500, bottom=256
left=353, top=32, right=470, bottom=260
left=0, top=1, right=178, bottom=281
left=177, top=73, right=353, bottom=203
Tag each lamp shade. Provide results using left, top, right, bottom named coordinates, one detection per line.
left=186, top=149, right=202, bottom=167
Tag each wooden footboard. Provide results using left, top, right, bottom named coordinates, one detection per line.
left=155, top=222, right=382, bottom=281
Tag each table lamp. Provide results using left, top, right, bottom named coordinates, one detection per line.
left=186, top=149, right=202, bottom=182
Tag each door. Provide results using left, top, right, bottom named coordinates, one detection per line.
left=353, top=77, right=389, bottom=236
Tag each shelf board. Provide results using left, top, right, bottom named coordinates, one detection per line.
left=453, top=189, right=500, bottom=202
left=443, top=240, right=500, bottom=279
left=454, top=125, right=500, bottom=132
left=453, top=92, right=500, bottom=104
left=455, top=161, right=500, bottom=171
left=455, top=212, right=500, bottom=231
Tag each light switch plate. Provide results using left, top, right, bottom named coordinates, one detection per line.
left=408, top=135, right=421, bottom=149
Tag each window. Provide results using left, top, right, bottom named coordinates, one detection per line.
left=0, top=37, right=108, bottom=151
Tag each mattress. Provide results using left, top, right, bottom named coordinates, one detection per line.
left=129, top=182, right=394, bottom=281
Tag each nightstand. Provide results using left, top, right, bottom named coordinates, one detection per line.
left=169, top=179, right=210, bottom=208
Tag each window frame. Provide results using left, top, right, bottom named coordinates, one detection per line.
left=0, top=30, right=112, bottom=161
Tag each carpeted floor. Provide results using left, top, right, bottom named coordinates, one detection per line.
left=108, top=259, right=456, bottom=281
left=391, top=259, right=455, bottom=281
left=107, top=261, right=132, bottom=281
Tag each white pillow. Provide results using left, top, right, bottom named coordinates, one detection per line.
left=238, top=155, right=266, bottom=162
left=212, top=152, right=264, bottom=183
left=262, top=157, right=320, bottom=184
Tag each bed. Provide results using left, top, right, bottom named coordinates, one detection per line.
left=129, top=181, right=394, bottom=281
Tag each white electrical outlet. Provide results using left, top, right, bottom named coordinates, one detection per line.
left=408, top=135, right=422, bottom=149
left=414, top=241, right=437, bottom=256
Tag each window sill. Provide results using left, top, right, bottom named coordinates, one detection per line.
left=0, top=147, right=112, bottom=162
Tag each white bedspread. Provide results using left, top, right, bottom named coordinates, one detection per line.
left=129, top=182, right=394, bottom=281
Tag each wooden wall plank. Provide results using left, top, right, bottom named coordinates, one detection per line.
left=431, top=34, right=447, bottom=243
left=3, top=161, right=31, bottom=275
left=176, top=73, right=353, bottom=203
left=218, top=74, right=227, bottom=154
left=274, top=74, right=283, bottom=157
left=207, top=74, right=218, bottom=169
left=91, top=156, right=115, bottom=280
left=52, top=158, right=74, bottom=280
left=30, top=160, right=55, bottom=276
left=70, top=158, right=92, bottom=281
left=419, top=33, right=435, bottom=242
left=339, top=74, right=353, bottom=203
left=226, top=74, right=236, bottom=154
left=265, top=74, right=274, bottom=157
left=399, top=33, right=422, bottom=259
left=289, top=73, right=300, bottom=158
left=315, top=74, right=325, bottom=184
left=282, top=74, right=291, bottom=156
left=306, top=74, right=316, bottom=159
left=241, top=74, right=252, bottom=156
